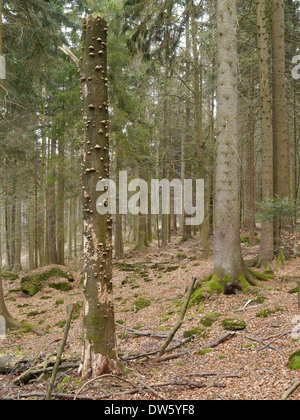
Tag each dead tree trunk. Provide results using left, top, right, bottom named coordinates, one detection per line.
left=79, top=15, right=121, bottom=379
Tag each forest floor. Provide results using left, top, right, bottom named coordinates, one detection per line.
left=0, top=233, right=300, bottom=401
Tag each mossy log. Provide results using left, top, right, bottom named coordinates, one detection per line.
left=0, top=354, right=29, bottom=375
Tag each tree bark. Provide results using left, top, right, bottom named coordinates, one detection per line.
left=256, top=0, right=274, bottom=265
left=79, top=15, right=120, bottom=379
left=214, top=0, right=253, bottom=290
left=271, top=0, right=291, bottom=252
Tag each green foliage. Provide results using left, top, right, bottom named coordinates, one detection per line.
left=256, top=197, right=298, bottom=227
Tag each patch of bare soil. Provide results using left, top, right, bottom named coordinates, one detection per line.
left=0, top=235, right=299, bottom=400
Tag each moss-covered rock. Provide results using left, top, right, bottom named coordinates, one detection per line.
left=20, top=266, right=74, bottom=296
left=200, top=312, right=221, bottom=327
left=48, top=282, right=73, bottom=292
left=132, top=298, right=151, bottom=313
left=177, top=253, right=187, bottom=261
left=183, top=326, right=208, bottom=339
left=287, top=350, right=300, bottom=371
left=222, top=318, right=247, bottom=331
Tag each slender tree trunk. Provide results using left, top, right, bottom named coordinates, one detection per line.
left=114, top=144, right=124, bottom=259
left=191, top=1, right=210, bottom=256
left=271, top=0, right=291, bottom=252
left=48, top=137, right=58, bottom=265
left=0, top=0, right=19, bottom=330
left=256, top=0, right=274, bottom=265
left=14, top=188, right=22, bottom=270
left=79, top=16, right=120, bottom=379
left=182, top=4, right=193, bottom=242
left=38, top=89, right=47, bottom=267
left=242, top=75, right=256, bottom=236
left=57, top=136, right=65, bottom=266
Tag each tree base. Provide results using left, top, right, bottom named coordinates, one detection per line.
left=190, top=268, right=274, bottom=307
left=80, top=342, right=122, bottom=380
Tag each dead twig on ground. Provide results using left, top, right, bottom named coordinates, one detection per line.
left=199, top=332, right=236, bottom=350
left=46, top=304, right=75, bottom=400
left=157, top=277, right=197, bottom=357
left=281, top=377, right=300, bottom=400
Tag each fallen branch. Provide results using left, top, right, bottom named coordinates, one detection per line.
left=281, top=378, right=300, bottom=400
left=116, top=323, right=182, bottom=342
left=199, top=332, right=236, bottom=350
left=121, top=336, right=194, bottom=361
left=157, top=277, right=197, bottom=357
left=244, top=336, right=284, bottom=356
left=135, top=379, right=167, bottom=400
left=186, top=372, right=241, bottom=379
left=14, top=362, right=80, bottom=386
left=257, top=329, right=299, bottom=352
left=1, top=392, right=95, bottom=401
left=151, top=351, right=188, bottom=363
left=46, top=304, right=75, bottom=400
left=73, top=374, right=139, bottom=401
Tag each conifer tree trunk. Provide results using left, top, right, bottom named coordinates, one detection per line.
left=243, top=75, right=256, bottom=235
left=0, top=0, right=19, bottom=331
left=48, top=137, right=58, bottom=265
left=182, top=3, right=192, bottom=242
left=271, top=0, right=291, bottom=252
left=191, top=1, right=210, bottom=257
left=213, top=0, right=255, bottom=291
left=256, top=0, right=274, bottom=265
left=114, top=144, right=124, bottom=259
left=57, top=135, right=65, bottom=266
left=80, top=15, right=120, bottom=379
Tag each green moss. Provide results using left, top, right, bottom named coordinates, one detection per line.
left=2, top=271, right=19, bottom=281
left=21, top=268, right=74, bottom=296
left=239, top=275, right=252, bottom=294
left=27, top=311, right=39, bottom=318
left=55, top=320, right=67, bottom=328
left=132, top=298, right=151, bottom=313
left=247, top=268, right=273, bottom=281
left=198, top=349, right=212, bottom=356
left=288, top=287, right=299, bottom=294
left=222, top=318, right=247, bottom=331
left=72, top=302, right=83, bottom=320
left=190, top=274, right=224, bottom=307
left=287, top=350, right=300, bottom=371
left=240, top=236, right=250, bottom=243
left=164, top=265, right=180, bottom=272
left=183, top=327, right=208, bottom=338
left=177, top=253, right=187, bottom=260
left=48, top=282, right=73, bottom=292
left=200, top=312, right=221, bottom=327
left=256, top=307, right=283, bottom=318
left=255, top=295, right=267, bottom=304
left=55, top=299, right=64, bottom=305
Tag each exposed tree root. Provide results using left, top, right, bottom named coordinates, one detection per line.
left=190, top=267, right=274, bottom=307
